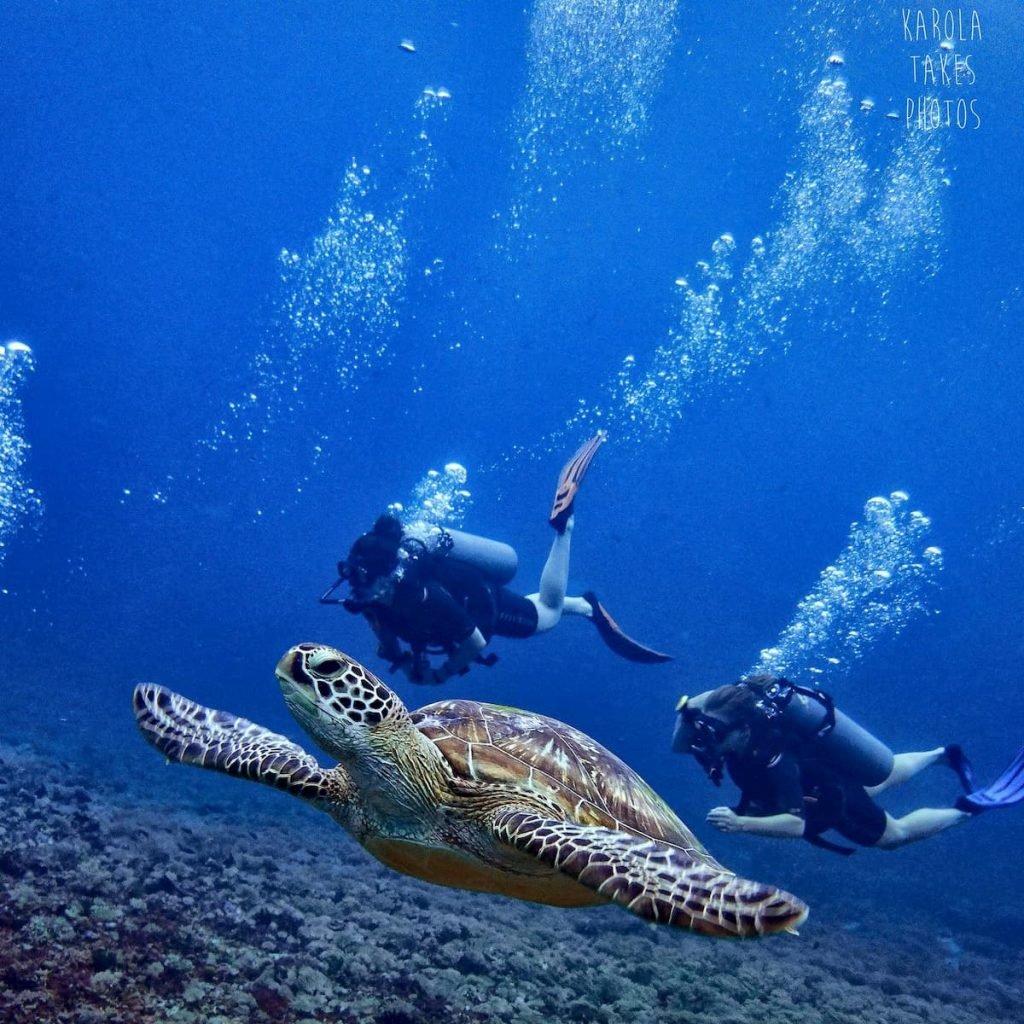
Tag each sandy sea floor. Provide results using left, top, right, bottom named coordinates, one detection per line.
left=1, top=736, right=1022, bottom=1024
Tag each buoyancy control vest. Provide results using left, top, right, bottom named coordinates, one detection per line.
left=673, top=676, right=895, bottom=788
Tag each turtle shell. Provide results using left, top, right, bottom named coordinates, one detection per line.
left=411, top=699, right=720, bottom=864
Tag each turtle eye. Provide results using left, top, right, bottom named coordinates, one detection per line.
left=313, top=658, right=343, bottom=676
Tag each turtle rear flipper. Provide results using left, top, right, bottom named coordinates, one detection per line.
left=494, top=810, right=807, bottom=938
left=133, top=684, right=351, bottom=805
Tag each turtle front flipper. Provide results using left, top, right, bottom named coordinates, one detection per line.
left=494, top=810, right=807, bottom=938
left=133, top=684, right=352, bottom=806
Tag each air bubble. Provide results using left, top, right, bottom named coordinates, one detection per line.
left=0, top=340, right=42, bottom=567
left=198, top=90, right=450, bottom=482
left=560, top=75, right=945, bottom=447
left=864, top=496, right=892, bottom=523
left=753, top=493, right=943, bottom=681
left=501, top=1, right=677, bottom=253
left=399, top=465, right=474, bottom=534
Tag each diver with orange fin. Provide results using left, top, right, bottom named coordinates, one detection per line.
left=324, top=433, right=671, bottom=684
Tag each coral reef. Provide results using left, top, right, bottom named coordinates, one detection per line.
left=0, top=738, right=1020, bottom=1024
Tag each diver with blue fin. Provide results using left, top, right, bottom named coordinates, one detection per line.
left=672, top=675, right=1024, bottom=853
left=323, top=433, right=671, bottom=684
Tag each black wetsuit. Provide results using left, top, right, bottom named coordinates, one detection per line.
left=726, top=738, right=888, bottom=850
left=359, top=556, right=538, bottom=654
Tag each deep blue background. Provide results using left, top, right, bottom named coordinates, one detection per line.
left=2, top=1, right=1022, bottom=940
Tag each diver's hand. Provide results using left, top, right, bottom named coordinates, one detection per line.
left=388, top=651, right=414, bottom=676
left=707, top=807, right=744, bottom=834
left=378, top=641, right=404, bottom=664
left=428, top=665, right=455, bottom=685
left=393, top=653, right=428, bottom=683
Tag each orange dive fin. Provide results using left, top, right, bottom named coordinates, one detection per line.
left=550, top=432, right=606, bottom=533
left=583, top=591, right=673, bottom=664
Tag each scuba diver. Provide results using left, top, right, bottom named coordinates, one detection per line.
left=672, top=675, right=1024, bottom=854
left=322, top=433, right=671, bottom=684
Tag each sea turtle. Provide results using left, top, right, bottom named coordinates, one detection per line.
left=133, top=643, right=807, bottom=938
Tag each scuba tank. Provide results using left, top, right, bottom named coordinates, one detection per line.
left=743, top=676, right=894, bottom=787
left=438, top=528, right=518, bottom=585
left=324, top=521, right=519, bottom=606
left=674, top=677, right=894, bottom=788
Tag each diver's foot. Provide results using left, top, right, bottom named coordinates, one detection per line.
left=954, top=794, right=985, bottom=816
left=944, top=744, right=975, bottom=793
left=550, top=432, right=606, bottom=533
left=583, top=591, right=673, bottom=664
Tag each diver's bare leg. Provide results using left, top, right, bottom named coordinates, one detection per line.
left=527, top=515, right=575, bottom=633
left=874, top=808, right=970, bottom=849
left=866, top=748, right=947, bottom=797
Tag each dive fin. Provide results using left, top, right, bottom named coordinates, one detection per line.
left=945, top=744, right=976, bottom=793
left=550, top=432, right=606, bottom=533
left=583, top=591, right=673, bottom=664
left=955, top=745, right=1024, bottom=814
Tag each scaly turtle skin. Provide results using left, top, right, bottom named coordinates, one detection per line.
left=133, top=643, right=807, bottom=938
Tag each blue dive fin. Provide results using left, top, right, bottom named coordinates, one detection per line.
left=955, top=746, right=1024, bottom=814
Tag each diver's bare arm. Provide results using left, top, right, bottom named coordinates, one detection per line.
left=365, top=613, right=404, bottom=663
left=437, top=628, right=488, bottom=680
left=737, top=812, right=805, bottom=838
left=707, top=807, right=805, bottom=839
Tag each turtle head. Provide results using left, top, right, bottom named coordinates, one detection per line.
left=276, top=643, right=406, bottom=759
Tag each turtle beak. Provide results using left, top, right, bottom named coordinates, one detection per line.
left=275, top=646, right=315, bottom=692
left=277, top=647, right=321, bottom=733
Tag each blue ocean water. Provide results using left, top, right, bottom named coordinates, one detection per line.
left=2, top=0, right=1023, bottom=980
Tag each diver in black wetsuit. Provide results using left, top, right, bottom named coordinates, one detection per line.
left=672, top=676, right=1024, bottom=853
left=327, top=434, right=671, bottom=684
